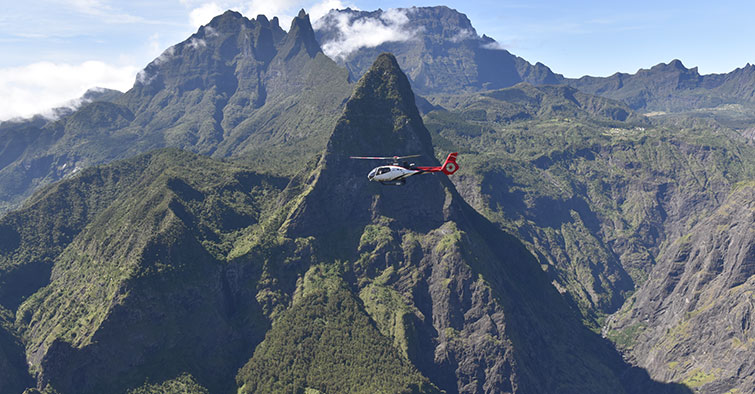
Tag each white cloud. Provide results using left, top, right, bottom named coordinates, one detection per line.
left=0, top=61, right=139, bottom=121
left=188, top=37, right=207, bottom=49
left=190, top=2, right=224, bottom=28
left=154, top=46, right=176, bottom=65
left=204, top=25, right=219, bottom=37
left=481, top=41, right=507, bottom=50
left=66, top=0, right=146, bottom=23
left=449, top=28, right=475, bottom=43
left=316, top=8, right=418, bottom=60
left=308, top=0, right=349, bottom=22
left=243, top=0, right=299, bottom=22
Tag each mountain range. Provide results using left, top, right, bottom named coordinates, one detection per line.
left=0, top=10, right=351, bottom=213
left=314, top=7, right=755, bottom=116
left=1, top=5, right=754, bottom=394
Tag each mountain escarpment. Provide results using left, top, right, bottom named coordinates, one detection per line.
left=0, top=10, right=351, bottom=215
left=607, top=183, right=755, bottom=393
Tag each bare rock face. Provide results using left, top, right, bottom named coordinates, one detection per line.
left=314, top=6, right=563, bottom=95
left=0, top=308, right=33, bottom=394
left=607, top=183, right=755, bottom=393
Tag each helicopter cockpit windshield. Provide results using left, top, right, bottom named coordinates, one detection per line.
left=368, top=167, right=391, bottom=180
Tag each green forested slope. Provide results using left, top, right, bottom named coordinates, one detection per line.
left=422, top=83, right=755, bottom=328
left=2, top=149, right=286, bottom=393
left=0, top=53, right=690, bottom=394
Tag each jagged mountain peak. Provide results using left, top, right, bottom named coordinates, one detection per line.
left=281, top=9, right=321, bottom=59
left=277, top=52, right=667, bottom=394
left=202, top=9, right=280, bottom=38
left=0, top=6, right=353, bottom=215
left=668, top=58, right=686, bottom=70
left=285, top=52, right=446, bottom=238
left=131, top=9, right=318, bottom=92
left=330, top=52, right=433, bottom=160
left=255, top=13, right=269, bottom=25
left=648, top=58, right=691, bottom=73
left=208, top=9, right=244, bottom=25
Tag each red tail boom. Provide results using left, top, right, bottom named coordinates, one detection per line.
left=414, top=152, right=459, bottom=175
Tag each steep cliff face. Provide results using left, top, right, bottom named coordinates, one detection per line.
left=607, top=183, right=755, bottom=393
left=0, top=307, right=33, bottom=394
left=0, top=10, right=351, bottom=215
left=237, top=53, right=685, bottom=393
left=314, top=6, right=563, bottom=95
left=2, top=150, right=288, bottom=393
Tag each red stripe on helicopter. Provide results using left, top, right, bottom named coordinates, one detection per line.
left=414, top=152, right=459, bottom=175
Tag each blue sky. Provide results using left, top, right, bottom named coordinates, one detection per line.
left=2, top=0, right=754, bottom=120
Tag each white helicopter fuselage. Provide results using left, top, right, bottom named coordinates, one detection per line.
left=352, top=152, right=458, bottom=186
left=367, top=165, right=421, bottom=183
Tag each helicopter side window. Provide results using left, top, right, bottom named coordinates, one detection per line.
left=377, top=167, right=391, bottom=175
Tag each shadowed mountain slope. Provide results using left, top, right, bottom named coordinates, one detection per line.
left=607, top=183, right=755, bottom=393
left=0, top=307, right=33, bottom=394
left=237, top=52, right=688, bottom=393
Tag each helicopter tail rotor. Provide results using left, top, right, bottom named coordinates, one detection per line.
left=441, top=152, right=459, bottom=175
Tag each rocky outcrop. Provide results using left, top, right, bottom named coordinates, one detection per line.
left=607, top=183, right=755, bottom=393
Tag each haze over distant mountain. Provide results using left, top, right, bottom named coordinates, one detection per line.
left=314, top=6, right=562, bottom=95
left=313, top=6, right=755, bottom=120
left=566, top=60, right=755, bottom=112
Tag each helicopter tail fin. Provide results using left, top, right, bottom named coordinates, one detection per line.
left=441, top=152, right=459, bottom=175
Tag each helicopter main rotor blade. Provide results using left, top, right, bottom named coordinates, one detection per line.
left=350, top=154, right=421, bottom=160
left=393, top=154, right=421, bottom=160
left=350, top=156, right=393, bottom=160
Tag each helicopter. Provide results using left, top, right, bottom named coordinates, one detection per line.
left=350, top=152, right=459, bottom=185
